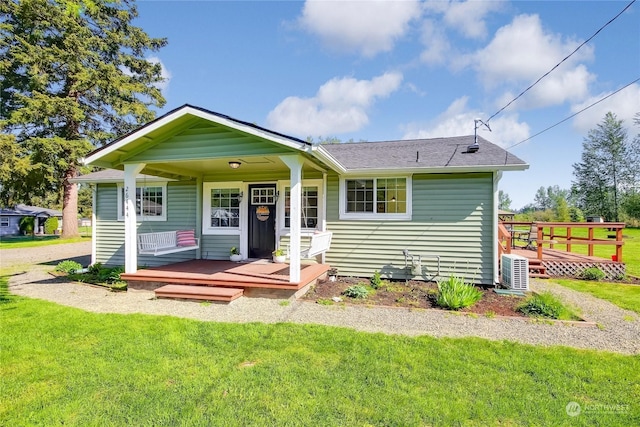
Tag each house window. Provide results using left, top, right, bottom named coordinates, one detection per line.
left=284, top=186, right=318, bottom=229
left=202, top=182, right=244, bottom=235
left=0, top=217, right=9, bottom=227
left=118, top=183, right=167, bottom=221
left=341, top=177, right=411, bottom=220
left=210, top=188, right=241, bottom=228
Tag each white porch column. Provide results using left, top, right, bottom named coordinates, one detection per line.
left=124, top=163, right=145, bottom=274
left=492, top=171, right=502, bottom=284
left=281, top=155, right=303, bottom=283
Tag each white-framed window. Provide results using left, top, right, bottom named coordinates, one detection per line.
left=117, top=183, right=167, bottom=221
left=202, top=182, right=244, bottom=235
left=339, top=176, right=411, bottom=220
left=0, top=217, right=9, bottom=227
left=284, top=185, right=320, bottom=229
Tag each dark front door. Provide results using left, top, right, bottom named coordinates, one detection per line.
left=248, top=184, right=277, bottom=258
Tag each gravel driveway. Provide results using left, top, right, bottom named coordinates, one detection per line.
left=4, top=242, right=640, bottom=355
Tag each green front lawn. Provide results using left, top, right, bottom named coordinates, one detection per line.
left=1, top=277, right=638, bottom=426
left=0, top=235, right=90, bottom=249
left=553, top=278, right=640, bottom=314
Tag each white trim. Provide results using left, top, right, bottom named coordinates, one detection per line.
left=493, top=171, right=502, bottom=284
left=276, top=178, right=324, bottom=233
left=201, top=181, right=245, bottom=237
left=339, top=176, right=412, bottom=221
left=340, top=165, right=529, bottom=174
left=116, top=182, right=168, bottom=222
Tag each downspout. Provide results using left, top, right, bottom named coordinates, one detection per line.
left=492, top=171, right=502, bottom=284
left=195, top=176, right=203, bottom=260
left=91, top=184, right=97, bottom=266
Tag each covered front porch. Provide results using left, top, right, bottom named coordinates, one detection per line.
left=121, top=259, right=331, bottom=301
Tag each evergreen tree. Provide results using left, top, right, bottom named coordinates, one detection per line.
left=572, top=112, right=639, bottom=222
left=498, top=190, right=512, bottom=210
left=1, top=0, right=166, bottom=237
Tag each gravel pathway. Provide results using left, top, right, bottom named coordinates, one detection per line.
left=4, top=243, right=639, bottom=355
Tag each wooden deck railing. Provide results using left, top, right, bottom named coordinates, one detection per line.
left=498, top=222, right=512, bottom=258
left=500, top=221, right=625, bottom=262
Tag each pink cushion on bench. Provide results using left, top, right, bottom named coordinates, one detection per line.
left=176, top=230, right=197, bottom=247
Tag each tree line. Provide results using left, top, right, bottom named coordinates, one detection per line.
left=500, top=112, right=640, bottom=225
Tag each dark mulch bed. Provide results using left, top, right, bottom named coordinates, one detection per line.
left=303, top=277, right=528, bottom=317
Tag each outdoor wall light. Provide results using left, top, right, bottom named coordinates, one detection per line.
left=228, top=161, right=241, bottom=169
left=237, top=191, right=243, bottom=202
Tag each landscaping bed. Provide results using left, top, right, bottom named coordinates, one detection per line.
left=303, top=277, right=529, bottom=318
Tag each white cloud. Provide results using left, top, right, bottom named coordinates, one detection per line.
left=571, top=83, right=640, bottom=134
left=267, top=72, right=403, bottom=136
left=458, top=14, right=595, bottom=109
left=402, top=96, right=530, bottom=148
left=419, top=19, right=450, bottom=65
left=147, top=56, right=172, bottom=93
left=298, top=0, right=421, bottom=57
left=429, top=0, right=506, bottom=40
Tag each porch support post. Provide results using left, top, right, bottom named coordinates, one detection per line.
left=124, top=163, right=145, bottom=274
left=195, top=176, right=203, bottom=260
left=281, top=155, right=303, bottom=283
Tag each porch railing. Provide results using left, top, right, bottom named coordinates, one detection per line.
left=500, top=221, right=625, bottom=262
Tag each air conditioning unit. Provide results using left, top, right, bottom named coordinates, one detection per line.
left=501, top=254, right=529, bottom=291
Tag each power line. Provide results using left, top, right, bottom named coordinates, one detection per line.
left=506, top=77, right=640, bottom=150
left=487, top=0, right=636, bottom=123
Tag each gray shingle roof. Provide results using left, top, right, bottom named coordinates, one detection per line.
left=320, top=135, right=527, bottom=170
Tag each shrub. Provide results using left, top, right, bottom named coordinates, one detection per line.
left=44, top=217, right=58, bottom=234
left=55, top=260, right=83, bottom=274
left=370, top=270, right=383, bottom=289
left=579, top=267, right=605, bottom=281
left=19, top=216, right=35, bottom=234
left=435, top=275, right=482, bottom=310
left=517, top=292, right=571, bottom=319
left=342, top=285, right=368, bottom=299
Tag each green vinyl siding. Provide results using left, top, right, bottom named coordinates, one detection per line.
left=325, top=173, right=494, bottom=284
left=95, top=182, right=200, bottom=267
left=128, top=123, right=294, bottom=163
left=201, top=235, right=239, bottom=260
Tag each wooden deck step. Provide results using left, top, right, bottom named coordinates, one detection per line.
left=155, top=285, right=243, bottom=302
left=529, top=273, right=551, bottom=279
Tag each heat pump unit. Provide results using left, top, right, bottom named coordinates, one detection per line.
left=501, top=254, right=529, bottom=291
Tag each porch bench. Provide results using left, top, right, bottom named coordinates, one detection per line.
left=288, top=231, right=333, bottom=259
left=137, top=230, right=199, bottom=256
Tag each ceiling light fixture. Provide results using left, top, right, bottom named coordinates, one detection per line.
left=228, top=161, right=241, bottom=169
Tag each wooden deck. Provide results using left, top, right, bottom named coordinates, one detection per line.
left=510, top=247, right=625, bottom=279
left=121, top=259, right=331, bottom=300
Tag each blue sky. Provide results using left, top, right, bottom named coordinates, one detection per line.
left=136, top=0, right=639, bottom=209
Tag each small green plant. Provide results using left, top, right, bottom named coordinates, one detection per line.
left=44, top=217, right=58, bottom=234
left=435, top=275, right=482, bottom=310
left=342, top=285, right=369, bottom=299
left=272, top=248, right=284, bottom=256
left=279, top=300, right=291, bottom=307
left=317, top=298, right=334, bottom=305
left=485, top=310, right=496, bottom=319
left=370, top=270, right=383, bottom=289
left=516, top=292, right=577, bottom=320
left=579, top=267, right=606, bottom=281
left=230, top=247, right=240, bottom=255
left=55, top=260, right=83, bottom=274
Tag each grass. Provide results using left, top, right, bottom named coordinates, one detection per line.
left=0, top=234, right=90, bottom=249
left=1, top=277, right=639, bottom=426
left=553, top=278, right=640, bottom=314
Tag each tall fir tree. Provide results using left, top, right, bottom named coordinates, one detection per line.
left=572, top=112, right=639, bottom=222
left=1, top=0, right=166, bottom=237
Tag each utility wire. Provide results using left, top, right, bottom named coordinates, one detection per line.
left=506, top=77, right=640, bottom=150
left=487, top=0, right=636, bottom=123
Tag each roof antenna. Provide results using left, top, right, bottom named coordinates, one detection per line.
left=468, top=118, right=491, bottom=153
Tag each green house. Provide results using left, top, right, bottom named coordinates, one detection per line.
left=77, top=105, right=528, bottom=285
